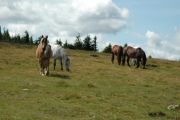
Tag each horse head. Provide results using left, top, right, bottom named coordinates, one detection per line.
left=64, top=55, right=70, bottom=72
left=136, top=47, right=147, bottom=68
left=40, top=35, right=48, bottom=52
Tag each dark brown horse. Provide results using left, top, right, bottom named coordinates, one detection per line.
left=122, top=46, right=147, bottom=69
left=111, top=45, right=123, bottom=65
left=36, top=35, right=52, bottom=76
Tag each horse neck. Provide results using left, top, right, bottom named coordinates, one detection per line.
left=138, top=48, right=147, bottom=62
left=44, top=45, right=51, bottom=58
left=123, top=47, right=128, bottom=55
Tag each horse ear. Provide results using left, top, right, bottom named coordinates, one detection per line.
left=46, top=35, right=48, bottom=39
left=41, top=35, right=44, bottom=38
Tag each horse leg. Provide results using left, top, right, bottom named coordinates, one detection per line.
left=122, top=55, right=125, bottom=65
left=41, top=66, right=45, bottom=76
left=127, top=57, right=130, bottom=67
left=46, top=66, right=49, bottom=76
left=111, top=53, right=114, bottom=64
left=53, top=58, right=56, bottom=70
left=46, top=62, right=50, bottom=76
left=117, top=55, right=121, bottom=65
left=142, top=58, right=146, bottom=69
left=143, top=62, right=146, bottom=69
left=132, top=59, right=136, bottom=66
left=44, top=67, right=47, bottom=76
left=136, top=58, right=140, bottom=68
left=44, top=59, right=50, bottom=76
left=119, top=56, right=122, bottom=65
left=38, top=60, right=41, bottom=75
left=60, top=57, right=63, bottom=71
left=39, top=60, right=44, bottom=75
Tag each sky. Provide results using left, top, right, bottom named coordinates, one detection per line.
left=0, top=0, right=180, bottom=60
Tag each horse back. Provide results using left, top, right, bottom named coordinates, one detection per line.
left=125, top=46, right=137, bottom=57
left=51, top=44, right=64, bottom=58
left=112, top=45, right=123, bottom=56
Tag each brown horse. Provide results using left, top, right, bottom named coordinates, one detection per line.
left=122, top=46, right=147, bottom=69
left=36, top=35, right=52, bottom=76
left=111, top=45, right=123, bottom=65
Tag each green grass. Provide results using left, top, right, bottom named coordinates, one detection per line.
left=0, top=42, right=179, bottom=120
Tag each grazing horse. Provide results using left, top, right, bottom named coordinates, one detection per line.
left=51, top=44, right=70, bottom=72
left=123, top=46, right=147, bottom=69
left=36, top=35, right=52, bottom=76
left=111, top=45, right=123, bottom=65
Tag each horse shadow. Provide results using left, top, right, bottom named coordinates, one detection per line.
left=131, top=63, right=158, bottom=71
left=145, top=64, right=159, bottom=69
left=49, top=73, right=70, bottom=79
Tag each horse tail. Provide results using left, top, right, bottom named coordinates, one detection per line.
left=122, top=47, right=127, bottom=65
left=118, top=46, right=123, bottom=65
left=143, top=52, right=147, bottom=64
left=119, top=46, right=123, bottom=56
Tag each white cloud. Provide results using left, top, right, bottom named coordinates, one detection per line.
left=146, top=31, right=161, bottom=47
left=145, top=30, right=180, bottom=60
left=0, top=0, right=129, bottom=46
left=175, top=28, right=180, bottom=44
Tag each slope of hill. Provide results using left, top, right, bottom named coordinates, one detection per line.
left=0, top=42, right=179, bottom=120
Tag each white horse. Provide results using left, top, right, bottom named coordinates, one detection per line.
left=50, top=44, right=70, bottom=72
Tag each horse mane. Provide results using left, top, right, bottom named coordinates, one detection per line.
left=44, top=44, right=52, bottom=58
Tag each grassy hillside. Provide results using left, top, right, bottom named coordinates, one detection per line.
left=0, top=42, right=179, bottom=120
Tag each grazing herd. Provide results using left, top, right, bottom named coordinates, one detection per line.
left=112, top=45, right=147, bottom=69
left=36, top=35, right=147, bottom=76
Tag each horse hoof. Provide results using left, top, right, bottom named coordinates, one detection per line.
left=46, top=72, right=49, bottom=76
left=40, top=72, right=44, bottom=76
left=44, top=71, right=49, bottom=76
